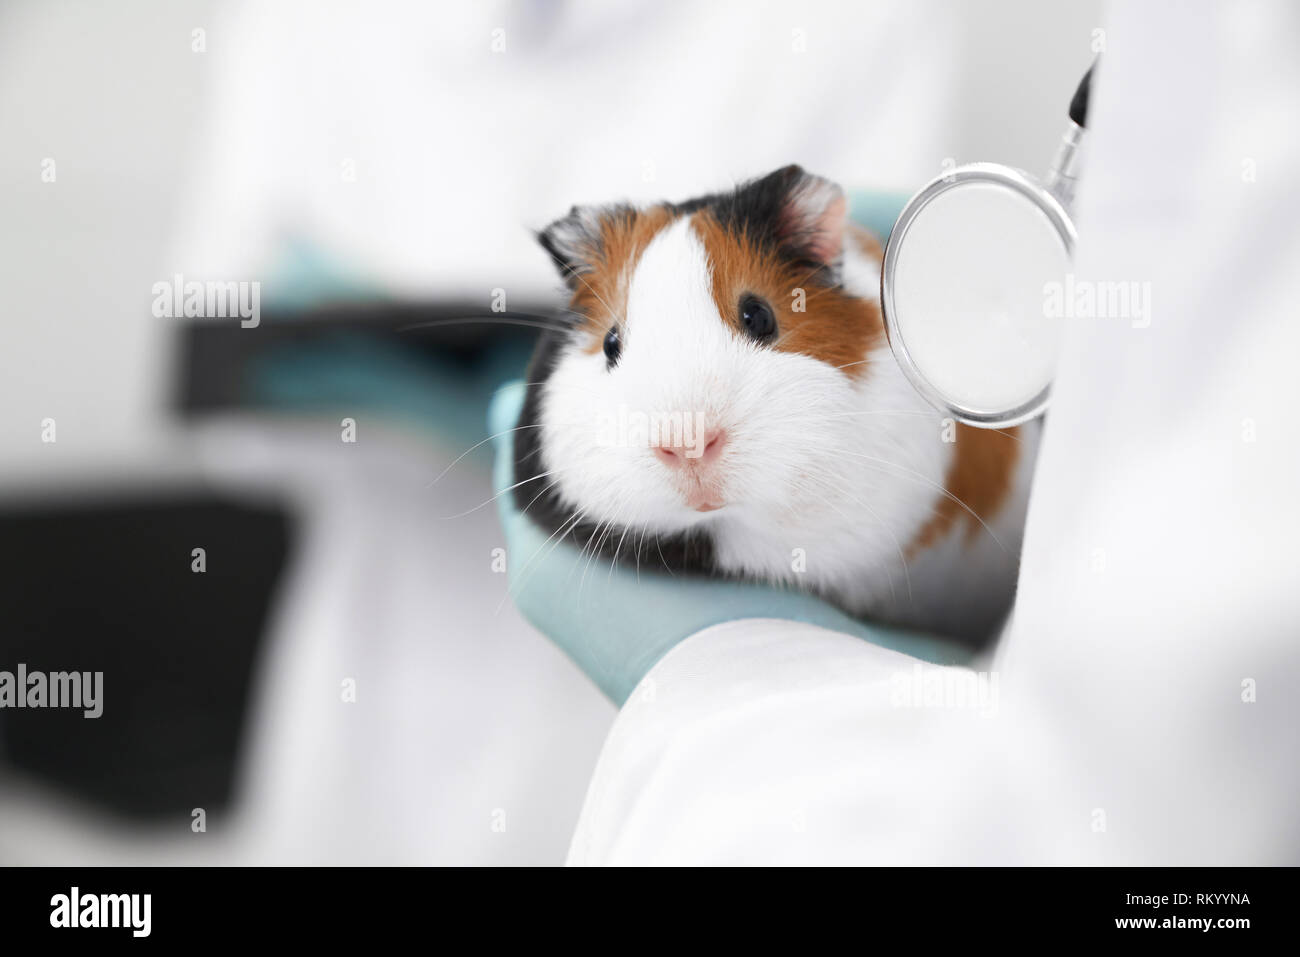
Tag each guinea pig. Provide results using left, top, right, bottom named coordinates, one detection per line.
left=513, top=165, right=1037, bottom=647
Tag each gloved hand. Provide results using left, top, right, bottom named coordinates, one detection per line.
left=491, top=191, right=971, bottom=704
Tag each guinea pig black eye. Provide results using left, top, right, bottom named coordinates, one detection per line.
left=603, top=325, right=622, bottom=368
left=739, top=295, right=776, bottom=342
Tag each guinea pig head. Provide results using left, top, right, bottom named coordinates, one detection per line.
left=531, top=165, right=884, bottom=539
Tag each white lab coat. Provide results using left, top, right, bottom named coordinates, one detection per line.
left=567, top=1, right=1300, bottom=865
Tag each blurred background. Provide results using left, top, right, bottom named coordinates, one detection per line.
left=0, top=0, right=1099, bottom=865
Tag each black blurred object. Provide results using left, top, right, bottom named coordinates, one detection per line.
left=0, top=492, right=293, bottom=821
left=1069, top=62, right=1094, bottom=128
left=175, top=300, right=550, bottom=414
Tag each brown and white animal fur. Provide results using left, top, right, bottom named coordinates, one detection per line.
left=516, top=165, right=1036, bottom=646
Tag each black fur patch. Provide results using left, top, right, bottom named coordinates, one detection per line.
left=672, top=164, right=838, bottom=274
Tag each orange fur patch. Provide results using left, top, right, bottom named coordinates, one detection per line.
left=906, top=424, right=1021, bottom=557
left=847, top=222, right=883, bottom=261
left=565, top=205, right=674, bottom=354
left=691, top=211, right=883, bottom=377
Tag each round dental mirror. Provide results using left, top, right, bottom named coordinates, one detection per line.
left=879, top=64, right=1093, bottom=428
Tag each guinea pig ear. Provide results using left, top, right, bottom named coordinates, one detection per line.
left=740, top=164, right=848, bottom=269
left=536, top=205, right=611, bottom=287
left=780, top=166, right=848, bottom=266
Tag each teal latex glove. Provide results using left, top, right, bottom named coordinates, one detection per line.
left=492, top=190, right=970, bottom=705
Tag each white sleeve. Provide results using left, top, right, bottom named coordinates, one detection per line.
left=568, top=0, right=1300, bottom=867
left=567, top=618, right=1060, bottom=866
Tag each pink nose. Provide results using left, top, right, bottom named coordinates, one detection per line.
left=653, top=428, right=726, bottom=468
